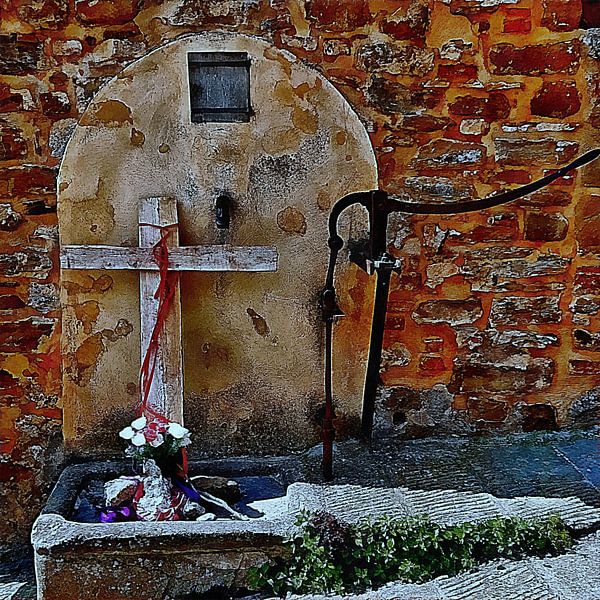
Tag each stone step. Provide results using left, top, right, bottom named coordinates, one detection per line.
left=253, top=483, right=600, bottom=531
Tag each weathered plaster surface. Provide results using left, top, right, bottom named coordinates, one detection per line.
left=58, top=32, right=378, bottom=456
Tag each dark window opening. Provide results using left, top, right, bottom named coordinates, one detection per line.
left=188, top=52, right=252, bottom=123
left=581, top=0, right=600, bottom=29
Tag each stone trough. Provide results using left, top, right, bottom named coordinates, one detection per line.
left=32, top=459, right=295, bottom=600
left=33, top=458, right=600, bottom=600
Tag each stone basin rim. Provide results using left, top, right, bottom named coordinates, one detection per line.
left=32, top=459, right=295, bottom=555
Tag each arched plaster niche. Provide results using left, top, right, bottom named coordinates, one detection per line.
left=58, top=32, right=378, bottom=456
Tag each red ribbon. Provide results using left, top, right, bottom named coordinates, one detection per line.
left=138, top=223, right=179, bottom=423
left=137, top=223, right=190, bottom=478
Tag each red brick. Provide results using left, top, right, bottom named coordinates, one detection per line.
left=468, top=397, right=508, bottom=422
left=524, top=212, right=569, bottom=242
left=503, top=18, right=531, bottom=33
left=449, top=93, right=511, bottom=121
left=576, top=195, right=600, bottom=254
left=0, top=318, right=54, bottom=352
left=491, top=170, right=532, bottom=185
left=0, top=295, right=26, bottom=310
left=0, top=84, right=24, bottom=112
left=542, top=0, right=582, bottom=31
left=489, top=41, right=581, bottom=76
left=0, top=121, right=27, bottom=161
left=582, top=0, right=600, bottom=28
left=75, top=0, right=141, bottom=25
left=575, top=267, right=600, bottom=295
left=569, top=360, right=600, bottom=376
left=40, top=92, right=71, bottom=117
left=531, top=81, right=581, bottom=118
left=419, top=354, right=445, bottom=373
left=0, top=369, right=19, bottom=389
left=0, top=165, right=56, bottom=197
left=380, top=1, right=429, bottom=40
left=306, top=0, right=371, bottom=32
left=521, top=404, right=557, bottom=431
left=438, top=64, right=479, bottom=82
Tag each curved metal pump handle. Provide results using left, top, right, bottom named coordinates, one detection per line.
left=320, top=148, right=600, bottom=481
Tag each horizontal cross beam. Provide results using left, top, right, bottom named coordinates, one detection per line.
left=60, top=245, right=278, bottom=272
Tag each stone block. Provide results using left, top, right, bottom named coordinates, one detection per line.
left=0, top=294, right=26, bottom=310
left=467, top=397, right=509, bottom=422
left=531, top=81, right=581, bottom=118
left=495, top=138, right=579, bottom=166
left=412, top=138, right=487, bottom=168
left=412, top=297, right=483, bottom=326
left=0, top=165, right=56, bottom=197
left=0, top=250, right=52, bottom=279
left=575, top=267, right=600, bottom=295
left=569, top=360, right=600, bottom=376
left=355, top=42, right=435, bottom=77
left=461, top=250, right=569, bottom=292
left=0, top=203, right=22, bottom=232
left=28, top=283, right=60, bottom=314
left=400, top=114, right=455, bottom=133
left=33, top=461, right=291, bottom=600
left=366, top=78, right=442, bottom=114
left=489, top=41, right=581, bottom=76
left=573, top=329, right=600, bottom=352
left=0, top=35, right=43, bottom=75
left=445, top=0, right=519, bottom=16
left=11, top=0, right=68, bottom=28
left=0, top=84, right=26, bottom=112
left=451, top=353, right=555, bottom=395
left=489, top=296, right=562, bottom=326
left=570, top=296, right=600, bottom=316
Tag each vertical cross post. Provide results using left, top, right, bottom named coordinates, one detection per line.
left=139, top=197, right=184, bottom=423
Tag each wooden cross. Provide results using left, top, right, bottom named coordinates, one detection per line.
left=60, top=196, right=278, bottom=423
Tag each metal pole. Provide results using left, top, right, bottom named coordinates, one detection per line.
left=360, top=266, right=393, bottom=440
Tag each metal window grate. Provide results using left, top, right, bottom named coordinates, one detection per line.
left=188, top=52, right=252, bottom=123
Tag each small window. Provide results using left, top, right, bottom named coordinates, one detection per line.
left=188, top=52, right=252, bottom=123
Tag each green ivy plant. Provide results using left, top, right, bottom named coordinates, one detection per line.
left=248, top=510, right=573, bottom=596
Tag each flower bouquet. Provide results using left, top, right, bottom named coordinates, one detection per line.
left=119, top=416, right=191, bottom=476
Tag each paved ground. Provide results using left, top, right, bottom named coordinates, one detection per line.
left=2, top=427, right=600, bottom=599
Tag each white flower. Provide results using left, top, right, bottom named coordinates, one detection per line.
left=180, top=433, right=192, bottom=447
left=131, top=432, right=146, bottom=446
left=119, top=426, right=135, bottom=440
left=149, top=433, right=164, bottom=448
left=167, top=422, right=189, bottom=439
left=131, top=416, right=147, bottom=430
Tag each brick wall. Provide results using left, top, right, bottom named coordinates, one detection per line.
left=0, top=0, right=599, bottom=551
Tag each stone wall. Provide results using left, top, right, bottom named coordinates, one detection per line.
left=0, top=0, right=599, bottom=552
